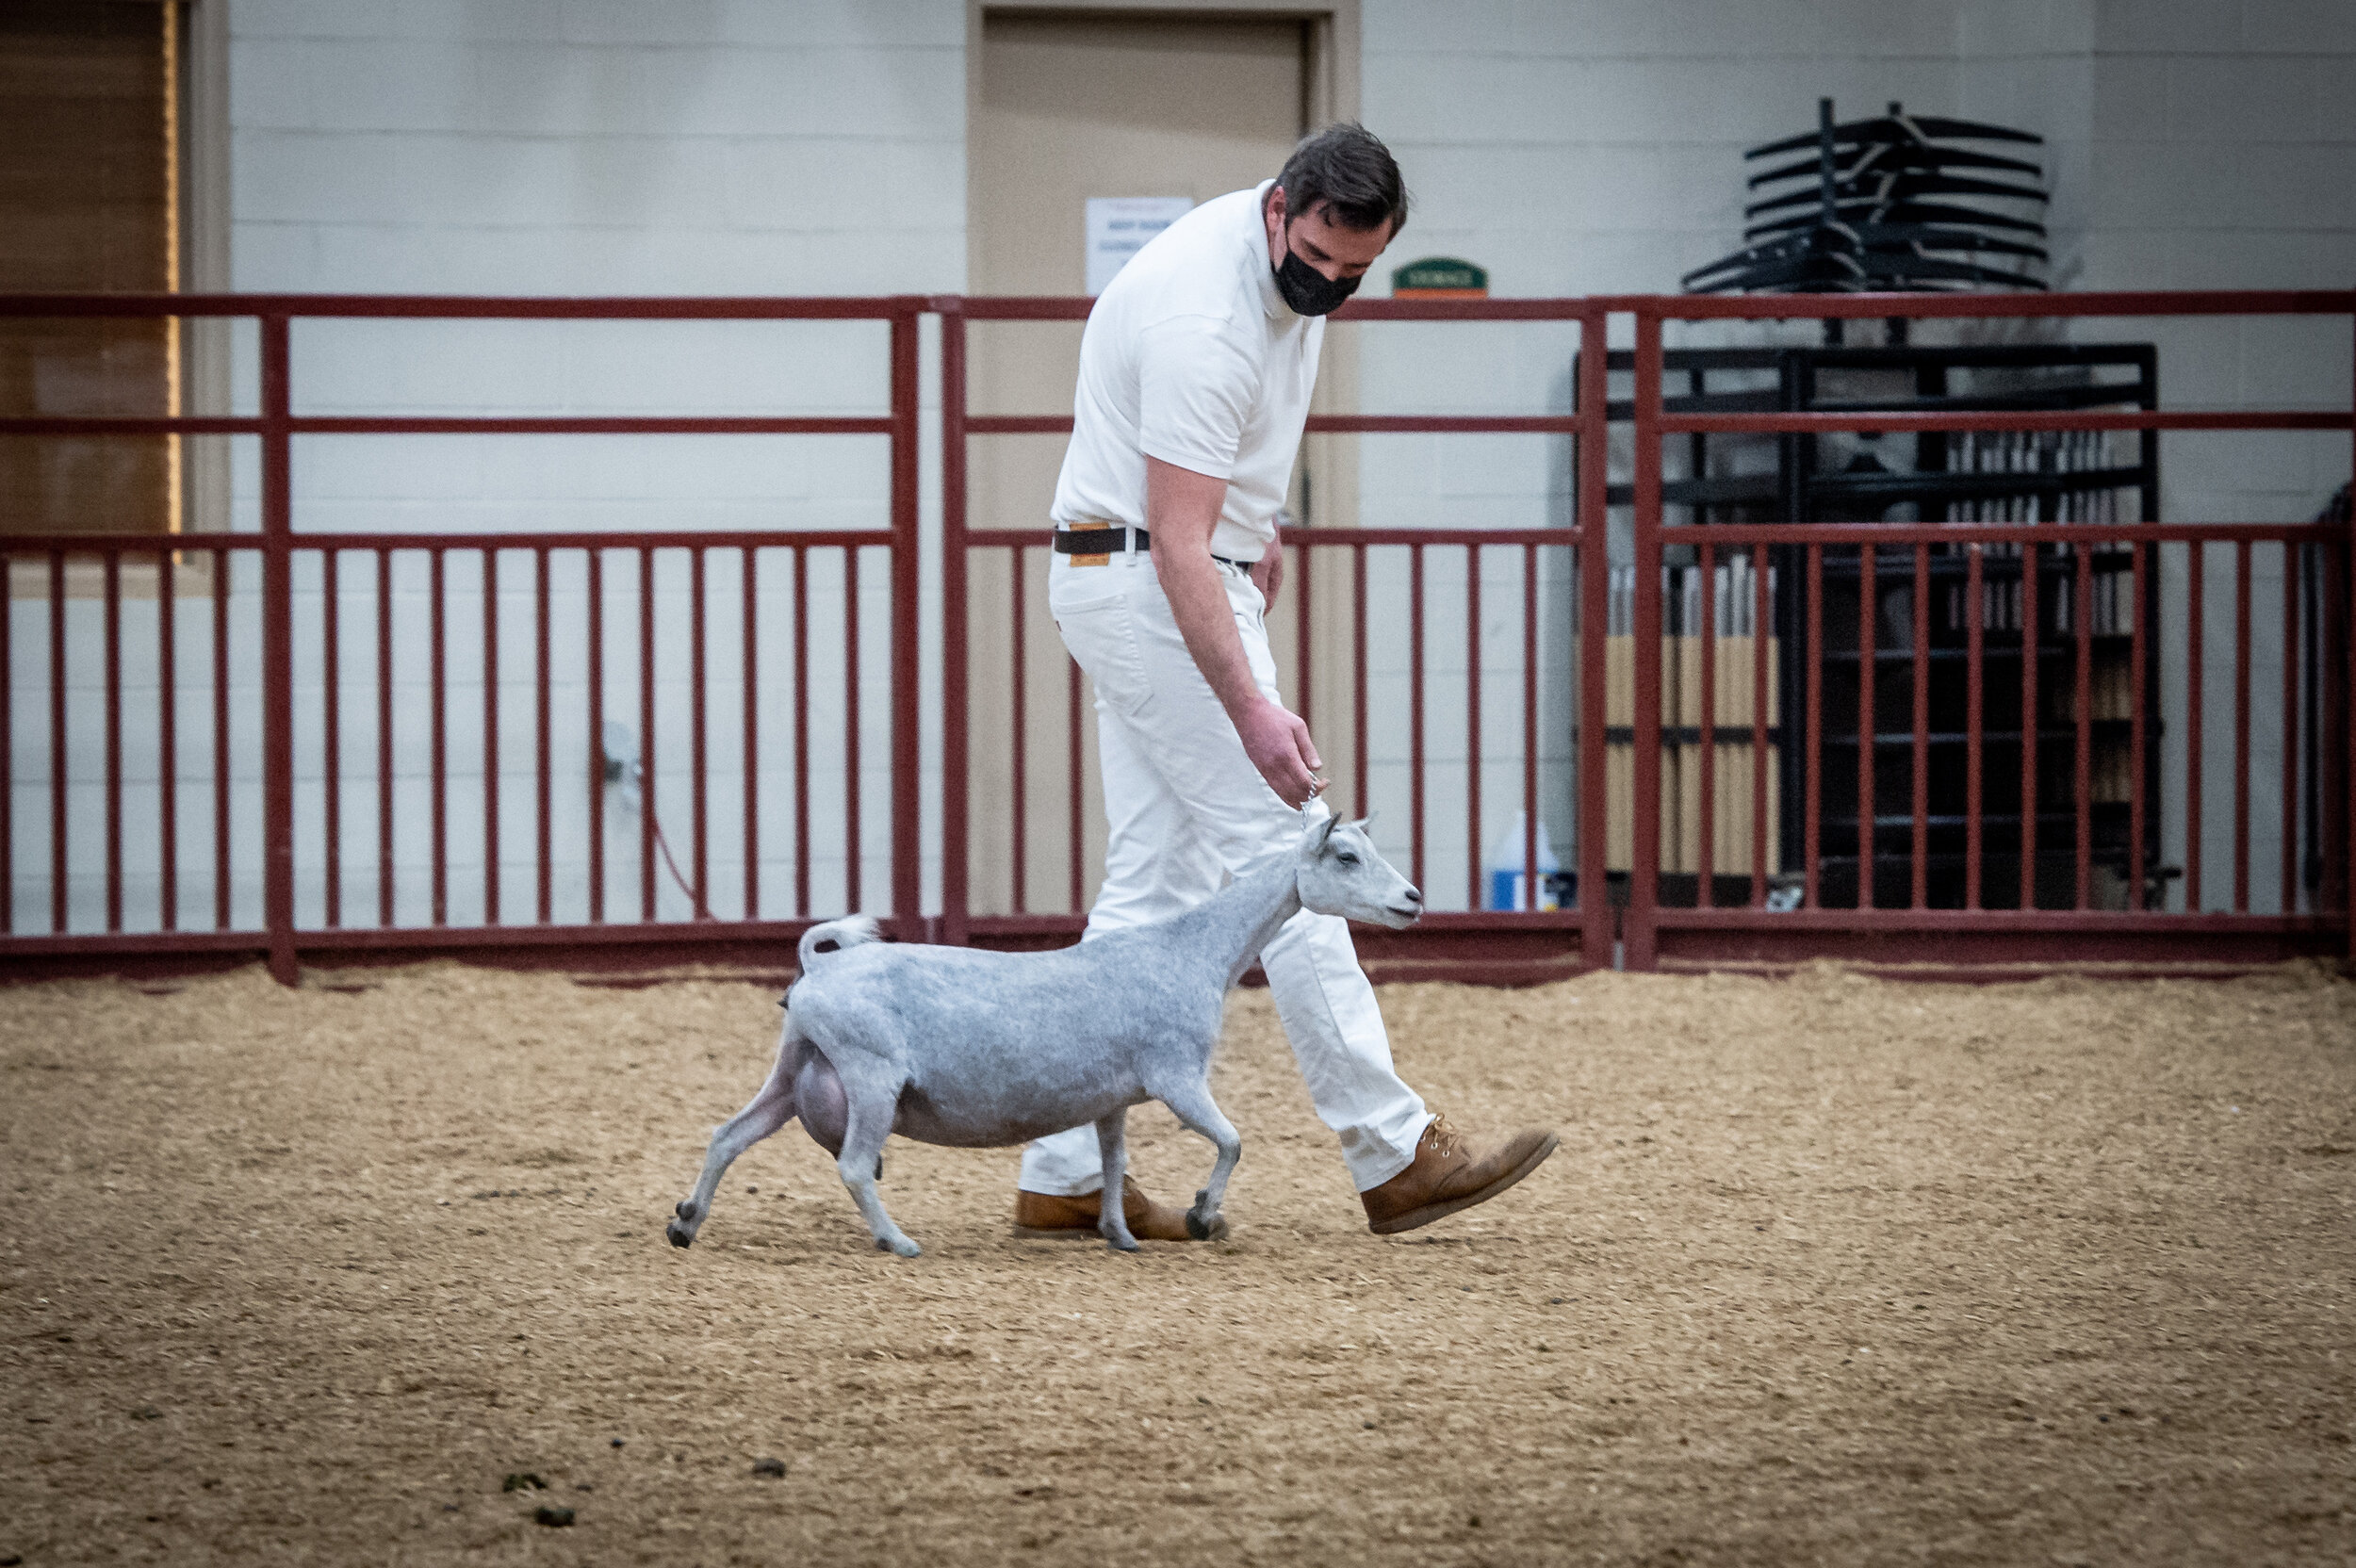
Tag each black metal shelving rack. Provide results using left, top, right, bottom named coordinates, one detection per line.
left=1592, top=340, right=2161, bottom=908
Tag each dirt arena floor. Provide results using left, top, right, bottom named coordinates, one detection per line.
left=3, top=959, right=2354, bottom=1567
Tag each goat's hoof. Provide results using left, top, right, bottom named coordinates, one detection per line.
left=875, top=1236, right=922, bottom=1258
left=1103, top=1233, right=1140, bottom=1252
left=1185, top=1208, right=1228, bottom=1242
left=665, top=1221, right=695, bottom=1249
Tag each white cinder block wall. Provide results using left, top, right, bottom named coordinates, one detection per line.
left=13, top=0, right=2349, bottom=933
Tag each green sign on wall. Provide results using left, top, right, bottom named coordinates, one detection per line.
left=1392, top=256, right=1489, bottom=297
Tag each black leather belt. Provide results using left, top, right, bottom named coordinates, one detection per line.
left=1053, top=526, right=1247, bottom=569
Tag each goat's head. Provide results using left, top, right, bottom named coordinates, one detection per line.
left=1295, top=813, right=1422, bottom=929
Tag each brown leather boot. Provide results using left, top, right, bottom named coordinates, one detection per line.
left=1011, top=1177, right=1199, bottom=1242
left=1360, top=1115, right=1560, bottom=1235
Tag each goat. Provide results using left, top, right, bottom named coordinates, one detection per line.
left=664, top=814, right=1421, bottom=1255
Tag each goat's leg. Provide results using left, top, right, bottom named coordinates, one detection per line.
left=1153, top=1076, right=1241, bottom=1242
left=666, top=1029, right=800, bottom=1250
left=831, top=1067, right=921, bottom=1258
left=1093, top=1109, right=1138, bottom=1252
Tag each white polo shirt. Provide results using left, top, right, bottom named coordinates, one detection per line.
left=1049, top=180, right=1320, bottom=564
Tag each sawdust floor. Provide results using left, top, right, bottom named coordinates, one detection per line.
left=3, top=960, right=2354, bottom=1567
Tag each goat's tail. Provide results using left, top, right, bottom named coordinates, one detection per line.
left=797, top=915, right=883, bottom=973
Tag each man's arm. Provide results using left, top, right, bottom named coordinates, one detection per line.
left=1145, top=455, right=1322, bottom=808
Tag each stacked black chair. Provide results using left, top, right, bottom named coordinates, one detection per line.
left=1682, top=97, right=2049, bottom=340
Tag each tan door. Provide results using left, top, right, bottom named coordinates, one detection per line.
left=965, top=11, right=1309, bottom=918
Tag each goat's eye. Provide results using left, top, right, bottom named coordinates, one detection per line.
left=1336, top=853, right=1359, bottom=867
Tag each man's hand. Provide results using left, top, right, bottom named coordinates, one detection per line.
left=1235, top=695, right=1323, bottom=809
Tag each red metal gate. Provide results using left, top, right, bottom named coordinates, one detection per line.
left=0, top=293, right=925, bottom=983
left=1619, top=290, right=2355, bottom=973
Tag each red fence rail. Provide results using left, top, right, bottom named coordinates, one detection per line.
left=2, top=290, right=2350, bottom=982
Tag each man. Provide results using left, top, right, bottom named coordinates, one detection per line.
left=1012, top=123, right=1559, bottom=1241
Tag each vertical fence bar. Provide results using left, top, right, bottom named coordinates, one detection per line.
left=1409, top=541, right=1426, bottom=892
left=1752, top=545, right=1770, bottom=907
left=741, top=547, right=758, bottom=923
left=430, top=548, right=449, bottom=926
left=1067, top=638, right=1083, bottom=917
left=1294, top=532, right=1313, bottom=735
left=1525, top=542, right=1540, bottom=912
left=844, top=547, right=863, bottom=914
left=1466, top=544, right=1482, bottom=911
left=2337, top=534, right=2356, bottom=923
left=2234, top=537, right=2251, bottom=913
left=888, top=302, right=922, bottom=931
left=1009, top=547, right=1027, bottom=914
left=2129, top=542, right=2148, bottom=911
left=2074, top=544, right=2093, bottom=909
left=260, top=315, right=297, bottom=980
left=1857, top=545, right=1876, bottom=909
left=1352, top=543, right=1367, bottom=820
left=211, top=547, right=229, bottom=930
left=104, top=551, right=122, bottom=931
left=793, top=546, right=811, bottom=918
left=535, top=547, right=552, bottom=924
left=938, top=303, right=971, bottom=944
left=483, top=550, right=500, bottom=925
left=1697, top=542, right=1717, bottom=907
left=690, top=546, right=708, bottom=916
left=587, top=548, right=605, bottom=923
left=2020, top=542, right=2039, bottom=910
left=1577, top=307, right=1612, bottom=957
left=2185, top=541, right=2204, bottom=910
left=1627, top=309, right=1664, bottom=967
left=1, top=553, right=10, bottom=933
left=1804, top=543, right=1823, bottom=908
left=2282, top=544, right=2299, bottom=913
left=639, top=546, right=656, bottom=922
left=1910, top=544, right=1929, bottom=909
left=49, top=553, right=65, bottom=933
left=377, top=549, right=394, bottom=926
left=156, top=547, right=175, bottom=930
left=1966, top=545, right=1984, bottom=910
left=322, top=549, right=340, bottom=926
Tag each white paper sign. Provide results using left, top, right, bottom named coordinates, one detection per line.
left=1086, top=197, right=1193, bottom=295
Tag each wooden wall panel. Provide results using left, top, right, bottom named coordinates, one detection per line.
left=1, top=0, right=175, bottom=537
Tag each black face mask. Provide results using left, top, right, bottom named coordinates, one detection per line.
left=1272, top=234, right=1362, bottom=317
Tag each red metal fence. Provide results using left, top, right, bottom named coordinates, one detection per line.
left=1621, top=290, right=2354, bottom=973
left=0, top=294, right=924, bottom=983
left=2, top=289, right=2350, bottom=983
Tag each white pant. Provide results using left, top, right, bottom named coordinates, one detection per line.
left=1018, top=547, right=1432, bottom=1196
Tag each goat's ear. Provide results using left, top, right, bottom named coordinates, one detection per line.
left=1352, top=812, right=1378, bottom=835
